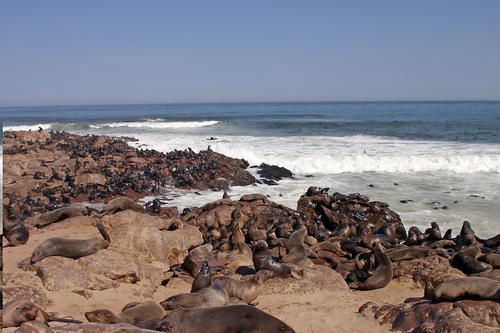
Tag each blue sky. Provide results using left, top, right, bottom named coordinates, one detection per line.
left=1, top=1, right=499, bottom=106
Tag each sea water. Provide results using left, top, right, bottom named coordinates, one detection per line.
left=2, top=101, right=499, bottom=237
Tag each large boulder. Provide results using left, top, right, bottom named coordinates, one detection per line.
left=76, top=249, right=140, bottom=283
left=102, top=210, right=203, bottom=267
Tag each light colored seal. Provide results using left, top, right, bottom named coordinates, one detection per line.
left=213, top=270, right=274, bottom=304
left=432, top=277, right=500, bottom=301
left=155, top=305, right=296, bottom=333
left=282, top=226, right=309, bottom=266
left=160, top=284, right=229, bottom=310
left=191, top=261, right=211, bottom=292
left=85, top=300, right=166, bottom=324
left=102, top=196, right=145, bottom=215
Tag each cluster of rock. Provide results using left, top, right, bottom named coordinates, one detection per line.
left=3, top=130, right=256, bottom=246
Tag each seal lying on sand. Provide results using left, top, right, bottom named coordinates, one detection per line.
left=213, top=270, right=274, bottom=304
left=155, top=305, right=296, bottom=333
left=85, top=301, right=166, bottom=324
left=432, top=277, right=500, bottom=301
left=349, top=243, right=393, bottom=290
left=30, top=223, right=110, bottom=263
left=3, top=300, right=82, bottom=328
left=160, top=284, right=229, bottom=310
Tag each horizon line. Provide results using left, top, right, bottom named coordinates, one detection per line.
left=1, top=98, right=500, bottom=109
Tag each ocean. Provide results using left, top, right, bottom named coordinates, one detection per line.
left=2, top=101, right=500, bottom=238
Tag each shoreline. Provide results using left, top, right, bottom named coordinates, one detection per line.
left=2, top=130, right=499, bottom=332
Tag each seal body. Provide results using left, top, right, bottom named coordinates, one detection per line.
left=213, top=270, right=273, bottom=304
left=3, top=300, right=43, bottom=328
left=155, top=305, right=296, bottom=333
left=160, top=284, right=228, bottom=310
left=253, top=241, right=291, bottom=277
left=36, top=207, right=85, bottom=227
left=433, top=277, right=500, bottom=301
left=85, top=301, right=166, bottom=324
left=103, top=197, right=145, bottom=214
left=30, top=223, right=109, bottom=263
left=191, top=261, right=211, bottom=292
left=353, top=243, right=393, bottom=290
left=283, top=226, right=308, bottom=266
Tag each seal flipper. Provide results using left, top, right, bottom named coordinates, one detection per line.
left=96, top=223, right=110, bottom=243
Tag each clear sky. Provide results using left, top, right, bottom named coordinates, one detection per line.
left=1, top=1, right=499, bottom=106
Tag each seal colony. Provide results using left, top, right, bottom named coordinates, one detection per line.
left=2, top=130, right=499, bottom=332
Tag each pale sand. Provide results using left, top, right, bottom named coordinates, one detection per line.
left=3, top=219, right=423, bottom=333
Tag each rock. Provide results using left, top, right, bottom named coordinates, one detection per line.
left=393, top=255, right=465, bottom=289
left=76, top=173, right=106, bottom=185
left=2, top=285, right=53, bottom=309
left=257, top=163, right=294, bottom=181
left=183, top=244, right=214, bottom=276
left=33, top=257, right=118, bottom=291
left=76, top=249, right=140, bottom=283
left=103, top=210, right=203, bottom=267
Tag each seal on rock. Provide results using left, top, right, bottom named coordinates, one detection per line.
left=191, top=261, right=211, bottom=292
left=160, top=284, right=229, bottom=310
left=30, top=223, right=110, bottom=263
left=253, top=240, right=292, bottom=277
left=155, top=305, right=296, bottom=333
left=350, top=243, right=393, bottom=290
left=85, top=301, right=166, bottom=324
left=213, top=270, right=274, bottom=304
left=35, top=206, right=85, bottom=228
left=102, top=197, right=145, bottom=215
left=432, top=277, right=500, bottom=301
left=282, top=226, right=309, bottom=266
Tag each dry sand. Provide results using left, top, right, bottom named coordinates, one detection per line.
left=3, top=219, right=423, bottom=333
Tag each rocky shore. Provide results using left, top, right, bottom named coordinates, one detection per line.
left=2, top=131, right=499, bottom=333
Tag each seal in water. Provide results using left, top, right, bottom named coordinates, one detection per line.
left=155, top=305, right=296, bottom=333
left=213, top=270, right=274, bottom=304
left=30, top=223, right=110, bottom=263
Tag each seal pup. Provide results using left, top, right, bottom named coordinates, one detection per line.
left=30, top=223, right=110, bottom=263
left=282, top=226, right=309, bottom=266
left=3, top=218, right=29, bottom=246
left=213, top=270, right=274, bottom=304
left=432, top=277, right=500, bottom=301
left=253, top=240, right=292, bottom=277
left=3, top=300, right=82, bottom=328
left=191, top=261, right=211, bottom=292
left=155, top=305, right=296, bottom=333
left=102, top=196, right=145, bottom=215
left=85, top=301, right=166, bottom=324
left=160, top=283, right=229, bottom=310
left=350, top=242, right=393, bottom=290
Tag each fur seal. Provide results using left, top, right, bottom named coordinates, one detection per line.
left=35, top=206, right=86, bottom=228
left=3, top=219, right=29, bottom=246
left=102, top=197, right=145, bottom=215
left=191, top=261, right=211, bottom=292
left=424, top=222, right=442, bottom=241
left=160, top=284, right=229, bottom=310
left=3, top=300, right=81, bottom=328
left=30, top=223, right=110, bottom=263
left=213, top=270, right=274, bottom=304
left=253, top=240, right=292, bottom=277
left=155, top=305, right=295, bottom=333
left=452, top=248, right=492, bottom=274
left=432, top=277, right=500, bottom=301
left=85, top=301, right=166, bottom=324
left=282, top=226, right=309, bottom=266
left=479, top=253, right=500, bottom=268
left=404, top=226, right=424, bottom=246
left=386, top=246, right=448, bottom=261
left=350, top=243, right=393, bottom=290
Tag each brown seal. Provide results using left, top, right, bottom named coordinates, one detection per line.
left=102, top=196, right=145, bottom=215
left=30, top=223, right=110, bottom=263
left=451, top=247, right=492, bottom=274
left=386, top=246, right=449, bottom=261
left=432, top=277, right=500, bottom=301
left=282, top=226, right=309, bottom=266
left=350, top=242, right=393, bottom=290
left=213, top=270, right=274, bottom=304
left=85, top=300, right=166, bottom=324
left=3, top=300, right=81, bottom=328
left=35, top=206, right=86, bottom=228
left=479, top=253, right=500, bottom=268
left=253, top=240, right=292, bottom=277
left=160, top=284, right=229, bottom=310
left=155, top=305, right=295, bottom=333
left=191, top=261, right=211, bottom=292
left=3, top=218, right=29, bottom=246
